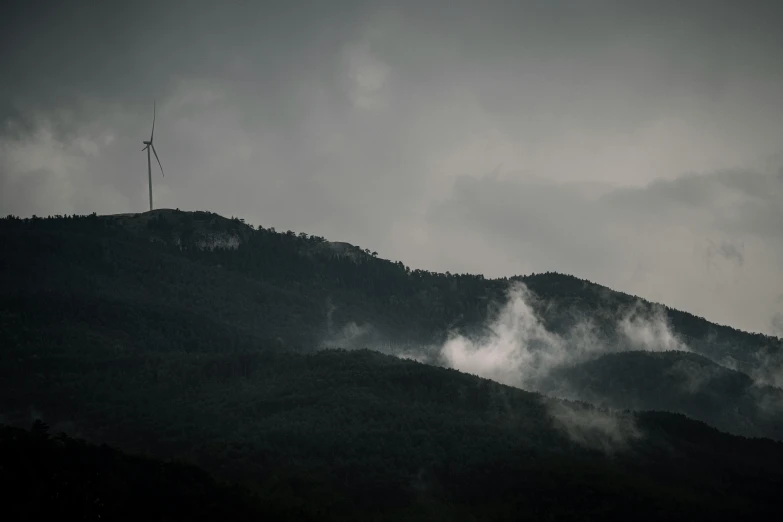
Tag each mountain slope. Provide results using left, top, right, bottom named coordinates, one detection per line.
left=517, top=272, right=782, bottom=380
left=2, top=211, right=783, bottom=519
left=539, top=351, right=783, bottom=440
left=2, top=211, right=781, bottom=403
left=5, top=210, right=780, bottom=360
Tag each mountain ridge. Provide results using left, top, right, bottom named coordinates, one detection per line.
left=3, top=209, right=780, bottom=382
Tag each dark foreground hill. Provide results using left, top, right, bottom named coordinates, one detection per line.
left=2, top=211, right=783, bottom=519
left=1, top=422, right=265, bottom=522
left=3, top=350, right=783, bottom=521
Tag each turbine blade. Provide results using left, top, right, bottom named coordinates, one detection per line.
left=151, top=144, right=164, bottom=177
left=150, top=101, right=156, bottom=142
left=142, top=145, right=149, bottom=151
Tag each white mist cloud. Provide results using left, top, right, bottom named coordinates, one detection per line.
left=322, top=321, right=374, bottom=351
left=749, top=350, right=783, bottom=389
left=440, top=282, right=564, bottom=388
left=321, top=296, right=376, bottom=351
left=397, top=350, right=431, bottom=364
left=548, top=400, right=642, bottom=454
left=438, top=281, right=689, bottom=390
left=618, top=304, right=690, bottom=352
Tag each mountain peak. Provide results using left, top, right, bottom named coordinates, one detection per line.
left=103, top=209, right=254, bottom=251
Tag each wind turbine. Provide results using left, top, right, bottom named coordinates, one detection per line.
left=142, top=101, right=165, bottom=211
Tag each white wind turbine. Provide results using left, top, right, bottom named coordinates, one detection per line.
left=141, top=101, right=165, bottom=211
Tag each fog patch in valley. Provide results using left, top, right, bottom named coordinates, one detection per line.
left=748, top=349, right=783, bottom=389
left=753, top=385, right=783, bottom=418
left=321, top=296, right=380, bottom=351
left=665, top=358, right=725, bottom=394
left=323, top=320, right=375, bottom=351
left=547, top=400, right=642, bottom=454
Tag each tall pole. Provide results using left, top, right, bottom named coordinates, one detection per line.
left=147, top=145, right=153, bottom=211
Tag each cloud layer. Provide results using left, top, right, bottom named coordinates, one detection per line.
left=3, top=0, right=783, bottom=334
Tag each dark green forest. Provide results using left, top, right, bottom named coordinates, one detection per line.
left=2, top=210, right=783, bottom=520
left=1, top=421, right=266, bottom=522
left=539, top=350, right=783, bottom=440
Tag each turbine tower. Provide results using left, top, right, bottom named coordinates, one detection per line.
left=142, top=101, right=165, bottom=211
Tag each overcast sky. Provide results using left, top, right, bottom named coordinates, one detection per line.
left=2, top=0, right=782, bottom=336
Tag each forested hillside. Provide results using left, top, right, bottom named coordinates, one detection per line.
left=2, top=210, right=783, bottom=520
left=539, top=351, right=783, bottom=440
left=1, top=422, right=266, bottom=522
left=4, top=210, right=779, bottom=356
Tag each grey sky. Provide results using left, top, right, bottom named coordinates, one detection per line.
left=2, top=0, right=783, bottom=335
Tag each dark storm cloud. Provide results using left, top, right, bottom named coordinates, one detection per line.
left=2, top=0, right=783, bottom=334
left=1, top=0, right=369, bottom=135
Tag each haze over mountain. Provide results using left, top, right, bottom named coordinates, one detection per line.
left=3, top=0, right=783, bottom=337
left=3, top=211, right=783, bottom=520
